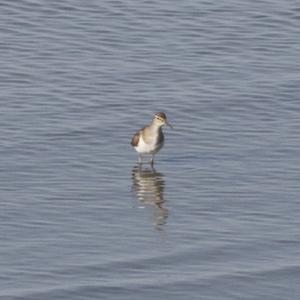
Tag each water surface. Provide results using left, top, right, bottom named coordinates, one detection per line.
left=1, top=0, right=300, bottom=299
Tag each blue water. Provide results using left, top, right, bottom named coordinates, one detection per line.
left=1, top=0, right=300, bottom=299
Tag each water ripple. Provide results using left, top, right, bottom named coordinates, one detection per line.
left=1, top=0, right=300, bottom=299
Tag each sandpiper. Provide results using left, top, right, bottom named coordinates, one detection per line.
left=130, top=112, right=172, bottom=165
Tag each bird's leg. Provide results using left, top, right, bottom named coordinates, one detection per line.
left=138, top=154, right=143, bottom=164
left=150, top=154, right=155, bottom=166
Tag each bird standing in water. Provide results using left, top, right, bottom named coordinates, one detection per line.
left=130, top=112, right=172, bottom=165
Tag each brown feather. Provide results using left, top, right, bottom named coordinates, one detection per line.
left=155, top=112, right=166, bottom=119
left=141, top=126, right=164, bottom=146
left=131, top=127, right=146, bottom=146
left=130, top=132, right=140, bottom=146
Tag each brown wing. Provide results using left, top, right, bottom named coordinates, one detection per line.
left=131, top=129, right=142, bottom=146
left=131, top=126, right=148, bottom=146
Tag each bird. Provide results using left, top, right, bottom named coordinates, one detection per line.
left=130, top=112, right=172, bottom=165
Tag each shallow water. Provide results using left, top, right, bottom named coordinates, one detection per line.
left=1, top=0, right=300, bottom=299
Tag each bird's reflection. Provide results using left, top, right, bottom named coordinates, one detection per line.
left=131, top=165, right=168, bottom=229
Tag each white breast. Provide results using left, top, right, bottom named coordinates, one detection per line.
left=134, top=135, right=163, bottom=154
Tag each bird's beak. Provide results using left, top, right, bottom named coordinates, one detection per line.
left=166, top=121, right=173, bottom=129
